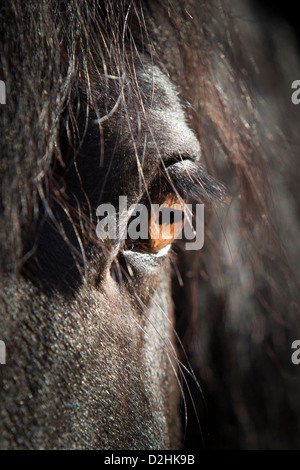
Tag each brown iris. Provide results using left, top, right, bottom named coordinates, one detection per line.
left=128, top=193, right=186, bottom=254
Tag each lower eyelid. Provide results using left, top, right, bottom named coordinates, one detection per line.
left=122, top=243, right=171, bottom=261
left=122, top=243, right=172, bottom=266
left=153, top=244, right=172, bottom=258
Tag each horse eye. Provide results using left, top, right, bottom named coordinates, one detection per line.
left=125, top=193, right=185, bottom=255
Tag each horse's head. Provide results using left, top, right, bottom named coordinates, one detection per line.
left=1, top=0, right=300, bottom=450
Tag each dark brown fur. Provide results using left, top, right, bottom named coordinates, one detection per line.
left=0, top=0, right=300, bottom=449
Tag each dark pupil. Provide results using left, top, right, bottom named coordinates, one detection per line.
left=158, top=210, right=175, bottom=225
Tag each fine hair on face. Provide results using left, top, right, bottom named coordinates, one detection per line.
left=0, top=0, right=300, bottom=450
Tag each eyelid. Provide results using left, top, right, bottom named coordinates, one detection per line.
left=153, top=244, right=172, bottom=258
left=163, top=160, right=228, bottom=205
left=122, top=243, right=171, bottom=259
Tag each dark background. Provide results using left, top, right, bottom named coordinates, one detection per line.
left=252, top=0, right=300, bottom=44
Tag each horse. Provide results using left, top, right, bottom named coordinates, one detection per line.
left=0, top=0, right=300, bottom=449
